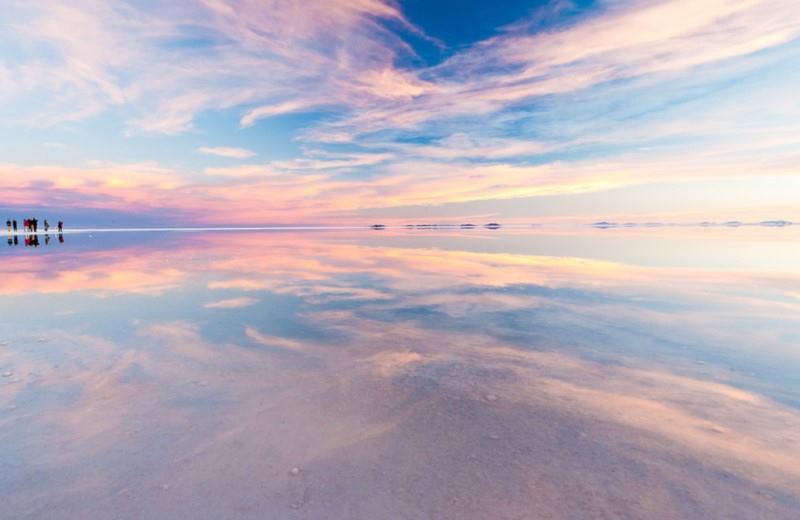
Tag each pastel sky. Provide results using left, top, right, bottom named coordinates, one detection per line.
left=1, top=0, right=799, bottom=225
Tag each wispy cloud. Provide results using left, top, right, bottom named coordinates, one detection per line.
left=197, top=147, right=256, bottom=159
left=2, top=142, right=799, bottom=224
left=3, top=0, right=419, bottom=134
left=1, top=0, right=798, bottom=222
left=6, top=0, right=799, bottom=138
left=204, top=297, right=259, bottom=309
left=316, top=0, right=800, bottom=138
left=240, top=100, right=320, bottom=128
left=245, top=326, right=306, bottom=352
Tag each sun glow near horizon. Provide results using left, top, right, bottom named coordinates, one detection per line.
left=1, top=0, right=798, bottom=225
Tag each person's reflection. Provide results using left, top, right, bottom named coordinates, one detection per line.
left=45, top=234, right=51, bottom=246
left=58, top=233, right=64, bottom=244
left=13, top=236, right=18, bottom=246
left=7, top=237, right=11, bottom=246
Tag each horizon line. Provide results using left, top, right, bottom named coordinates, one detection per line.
left=2, top=220, right=794, bottom=236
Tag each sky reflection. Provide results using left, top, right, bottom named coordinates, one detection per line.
left=1, top=230, right=799, bottom=518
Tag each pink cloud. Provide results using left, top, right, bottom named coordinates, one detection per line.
left=6, top=0, right=420, bottom=134
left=2, top=0, right=798, bottom=223
left=197, top=147, right=256, bottom=159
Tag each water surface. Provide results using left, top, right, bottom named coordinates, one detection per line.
left=1, top=228, right=799, bottom=518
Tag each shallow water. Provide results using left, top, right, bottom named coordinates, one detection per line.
left=1, top=228, right=799, bottom=519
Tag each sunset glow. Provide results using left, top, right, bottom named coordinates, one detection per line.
left=2, top=0, right=799, bottom=225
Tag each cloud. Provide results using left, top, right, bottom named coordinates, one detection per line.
left=2, top=0, right=419, bottom=134
left=3, top=141, right=799, bottom=224
left=6, top=0, right=799, bottom=139
left=196, top=147, right=256, bottom=159
left=240, top=100, right=320, bottom=128
left=1, top=0, right=799, bottom=222
left=204, top=296, right=259, bottom=309
left=245, top=326, right=307, bottom=352
left=317, top=0, right=800, bottom=138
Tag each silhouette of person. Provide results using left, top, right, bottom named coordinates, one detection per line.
left=12, top=219, right=17, bottom=232
left=5, top=219, right=10, bottom=232
left=58, top=221, right=64, bottom=233
left=32, top=218, right=38, bottom=233
left=44, top=219, right=50, bottom=232
left=13, top=236, right=18, bottom=246
left=58, top=234, right=64, bottom=244
left=45, top=234, right=51, bottom=246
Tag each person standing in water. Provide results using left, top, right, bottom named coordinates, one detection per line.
left=5, top=219, right=10, bottom=233
left=44, top=219, right=50, bottom=232
left=57, top=221, right=64, bottom=233
left=12, top=219, right=17, bottom=232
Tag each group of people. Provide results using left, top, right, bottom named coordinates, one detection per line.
left=6, top=218, right=64, bottom=234
left=6, top=217, right=65, bottom=248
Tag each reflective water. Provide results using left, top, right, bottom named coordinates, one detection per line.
left=1, top=228, right=799, bottom=519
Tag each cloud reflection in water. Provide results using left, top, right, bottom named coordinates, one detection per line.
left=0, top=229, right=799, bottom=518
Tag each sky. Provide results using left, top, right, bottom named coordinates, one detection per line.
left=1, top=0, right=799, bottom=226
